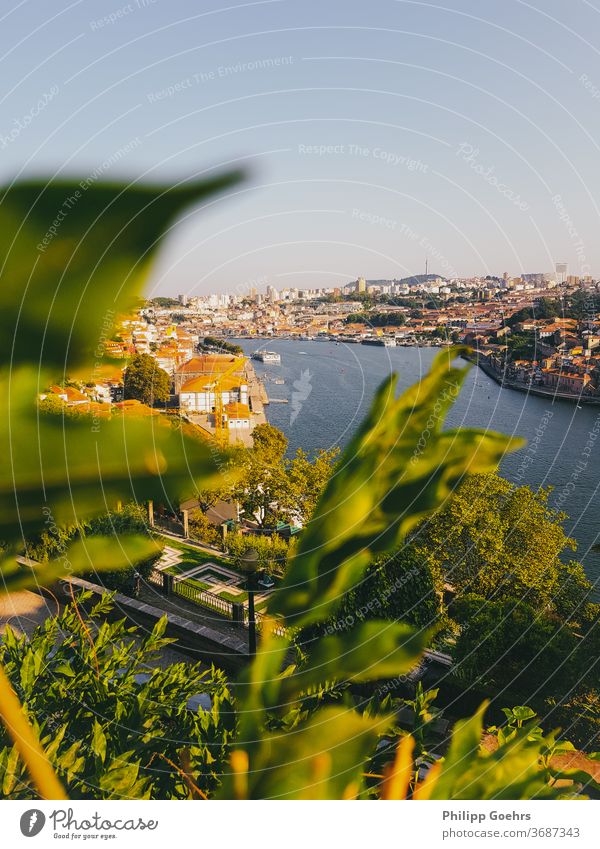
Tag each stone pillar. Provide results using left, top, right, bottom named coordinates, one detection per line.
left=182, top=509, right=189, bottom=539
left=163, top=573, right=174, bottom=597
left=148, top=500, right=155, bottom=528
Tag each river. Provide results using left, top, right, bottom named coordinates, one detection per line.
left=237, top=339, right=600, bottom=590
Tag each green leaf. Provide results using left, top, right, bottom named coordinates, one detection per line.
left=0, top=172, right=242, bottom=369
left=1, top=746, right=20, bottom=796
left=0, top=367, right=233, bottom=543
left=230, top=706, right=392, bottom=800
left=53, top=663, right=76, bottom=678
left=281, top=621, right=431, bottom=698
left=269, top=348, right=524, bottom=628
left=90, top=720, right=107, bottom=764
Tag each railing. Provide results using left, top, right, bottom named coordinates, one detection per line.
left=250, top=608, right=288, bottom=638
left=173, top=579, right=234, bottom=620
left=146, top=569, right=164, bottom=588
left=148, top=566, right=288, bottom=636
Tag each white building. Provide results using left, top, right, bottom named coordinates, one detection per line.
left=224, top=402, right=251, bottom=429
left=179, top=375, right=249, bottom=413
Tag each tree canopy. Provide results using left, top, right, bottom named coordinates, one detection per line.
left=123, top=353, right=170, bottom=406
left=413, top=473, right=591, bottom=620
left=234, top=424, right=338, bottom=528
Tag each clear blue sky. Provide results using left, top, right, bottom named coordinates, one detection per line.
left=2, top=0, right=600, bottom=296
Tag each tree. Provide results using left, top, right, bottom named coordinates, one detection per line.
left=188, top=508, right=223, bottom=547
left=251, top=422, right=288, bottom=460
left=149, top=296, right=180, bottom=307
left=23, top=503, right=162, bottom=594
left=82, top=502, right=162, bottom=592
left=506, top=298, right=560, bottom=327
left=452, top=595, right=579, bottom=699
left=0, top=594, right=234, bottom=799
left=236, top=428, right=338, bottom=528
left=506, top=330, right=537, bottom=360
left=318, top=543, right=442, bottom=638
left=233, top=424, right=288, bottom=527
left=226, top=532, right=292, bottom=576
left=123, top=354, right=170, bottom=406
left=280, top=447, right=339, bottom=526
left=202, top=336, right=243, bottom=356
left=413, top=473, right=591, bottom=620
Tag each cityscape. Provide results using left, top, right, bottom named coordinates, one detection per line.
left=69, top=264, right=600, bottom=446
left=1, top=0, right=600, bottom=834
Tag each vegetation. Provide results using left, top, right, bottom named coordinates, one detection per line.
left=148, top=296, right=181, bottom=308
left=506, top=297, right=560, bottom=327
left=23, top=503, right=161, bottom=594
left=1, top=169, right=598, bottom=802
left=0, top=594, right=233, bottom=799
left=234, top=423, right=338, bottom=528
left=345, top=311, right=406, bottom=326
left=123, top=353, right=171, bottom=406
left=506, top=330, right=537, bottom=360
left=225, top=532, right=292, bottom=576
left=201, top=336, right=244, bottom=356
left=413, top=474, right=591, bottom=619
left=312, top=543, right=443, bottom=640
left=187, top=508, right=223, bottom=547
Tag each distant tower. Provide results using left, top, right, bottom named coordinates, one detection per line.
left=357, top=276, right=366, bottom=294
left=555, top=262, right=567, bottom=285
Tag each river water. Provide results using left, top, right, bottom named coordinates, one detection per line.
left=238, top=339, right=600, bottom=590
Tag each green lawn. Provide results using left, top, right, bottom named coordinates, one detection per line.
left=155, top=533, right=268, bottom=611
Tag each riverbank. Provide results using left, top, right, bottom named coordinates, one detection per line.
left=467, top=354, right=600, bottom=406
left=237, top=339, right=600, bottom=588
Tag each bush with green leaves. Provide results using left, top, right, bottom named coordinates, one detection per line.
left=225, top=531, right=292, bottom=576
left=0, top=593, right=234, bottom=799
left=22, top=503, right=161, bottom=594
left=187, top=509, right=224, bottom=548
left=82, top=503, right=162, bottom=592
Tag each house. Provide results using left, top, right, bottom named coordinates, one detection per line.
left=40, top=385, right=91, bottom=406
left=542, top=370, right=593, bottom=393
left=224, top=401, right=251, bottom=429
left=180, top=374, right=248, bottom=413
left=174, top=354, right=246, bottom=393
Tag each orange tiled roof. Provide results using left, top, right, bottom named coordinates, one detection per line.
left=49, top=385, right=89, bottom=403
left=181, top=375, right=245, bottom=393
left=225, top=402, right=250, bottom=418
left=176, top=355, right=244, bottom=375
